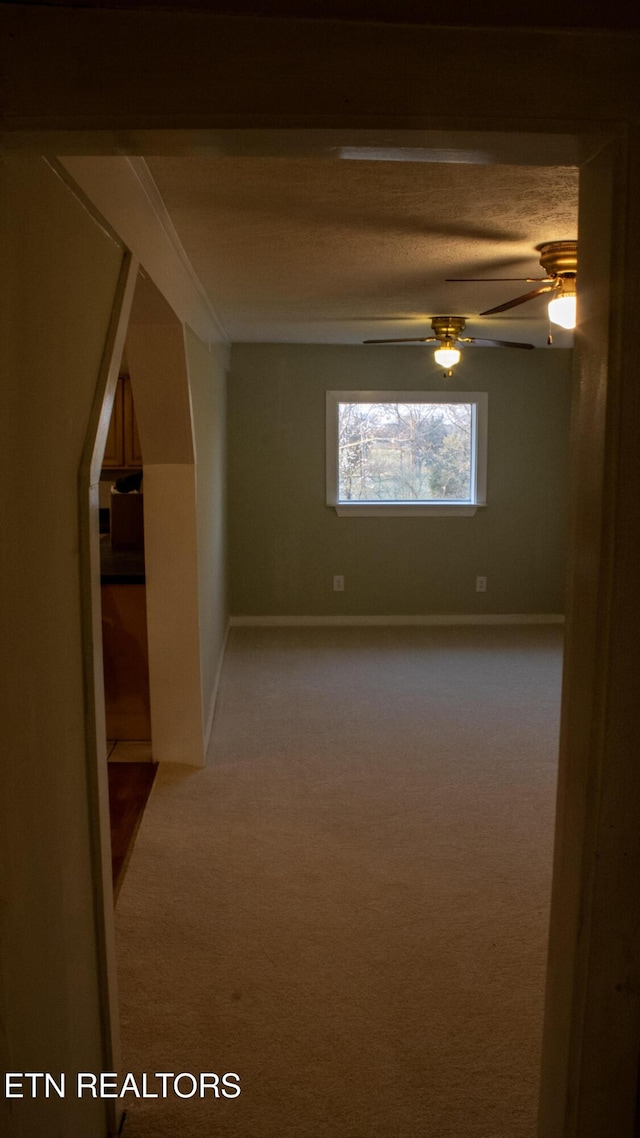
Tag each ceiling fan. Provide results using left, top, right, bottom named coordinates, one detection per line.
left=363, top=315, right=534, bottom=376
left=446, top=240, right=578, bottom=330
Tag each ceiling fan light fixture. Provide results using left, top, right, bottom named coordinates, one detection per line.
left=434, top=345, right=461, bottom=369
left=548, top=285, right=577, bottom=330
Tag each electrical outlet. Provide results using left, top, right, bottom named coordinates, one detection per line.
left=333, top=574, right=345, bottom=592
left=476, top=576, right=487, bottom=593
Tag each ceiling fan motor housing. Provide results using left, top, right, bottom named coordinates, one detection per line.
left=431, top=315, right=466, bottom=342
left=536, top=240, right=578, bottom=280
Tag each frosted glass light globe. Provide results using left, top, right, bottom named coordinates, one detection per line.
left=548, top=293, right=577, bottom=330
left=434, top=346, right=461, bottom=369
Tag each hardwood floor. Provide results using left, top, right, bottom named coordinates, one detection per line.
left=108, top=760, right=157, bottom=900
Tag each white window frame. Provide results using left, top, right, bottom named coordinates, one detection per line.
left=326, top=390, right=488, bottom=516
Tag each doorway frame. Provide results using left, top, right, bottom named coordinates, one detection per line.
left=74, top=125, right=629, bottom=1138
left=78, top=248, right=139, bottom=1138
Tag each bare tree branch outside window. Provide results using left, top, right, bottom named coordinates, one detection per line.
left=337, top=402, right=472, bottom=502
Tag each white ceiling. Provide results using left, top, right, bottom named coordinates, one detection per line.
left=145, top=151, right=579, bottom=349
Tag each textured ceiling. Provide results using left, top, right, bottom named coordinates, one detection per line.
left=146, top=155, right=579, bottom=348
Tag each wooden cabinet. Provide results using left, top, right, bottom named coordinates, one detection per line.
left=102, top=375, right=142, bottom=470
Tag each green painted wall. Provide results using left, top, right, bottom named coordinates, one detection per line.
left=228, top=343, right=573, bottom=616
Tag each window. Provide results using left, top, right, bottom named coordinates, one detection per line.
left=326, top=391, right=487, bottom=516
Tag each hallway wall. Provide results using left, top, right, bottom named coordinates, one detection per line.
left=1, top=157, right=231, bottom=1136
left=0, top=157, right=124, bottom=1137
left=64, top=158, right=232, bottom=754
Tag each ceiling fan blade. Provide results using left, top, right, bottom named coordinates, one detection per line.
left=363, top=336, right=437, bottom=344
left=464, top=337, right=535, bottom=349
left=446, top=277, right=551, bottom=283
left=480, top=283, right=557, bottom=316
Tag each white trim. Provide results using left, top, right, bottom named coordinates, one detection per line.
left=334, top=503, right=482, bottom=517
left=59, top=156, right=228, bottom=351
left=203, top=620, right=231, bottom=754
left=126, top=157, right=230, bottom=343
left=230, top=614, right=564, bottom=627
left=326, top=390, right=488, bottom=516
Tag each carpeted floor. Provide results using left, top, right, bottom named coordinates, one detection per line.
left=114, top=625, right=562, bottom=1137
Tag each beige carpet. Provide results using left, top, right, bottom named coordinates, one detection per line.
left=115, top=625, right=562, bottom=1137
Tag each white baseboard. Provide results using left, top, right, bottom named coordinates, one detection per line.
left=203, top=619, right=231, bottom=752
left=229, top=614, right=564, bottom=628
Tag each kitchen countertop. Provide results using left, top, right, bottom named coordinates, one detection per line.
left=100, top=535, right=146, bottom=584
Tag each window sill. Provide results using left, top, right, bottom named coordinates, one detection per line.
left=333, top=503, right=484, bottom=517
